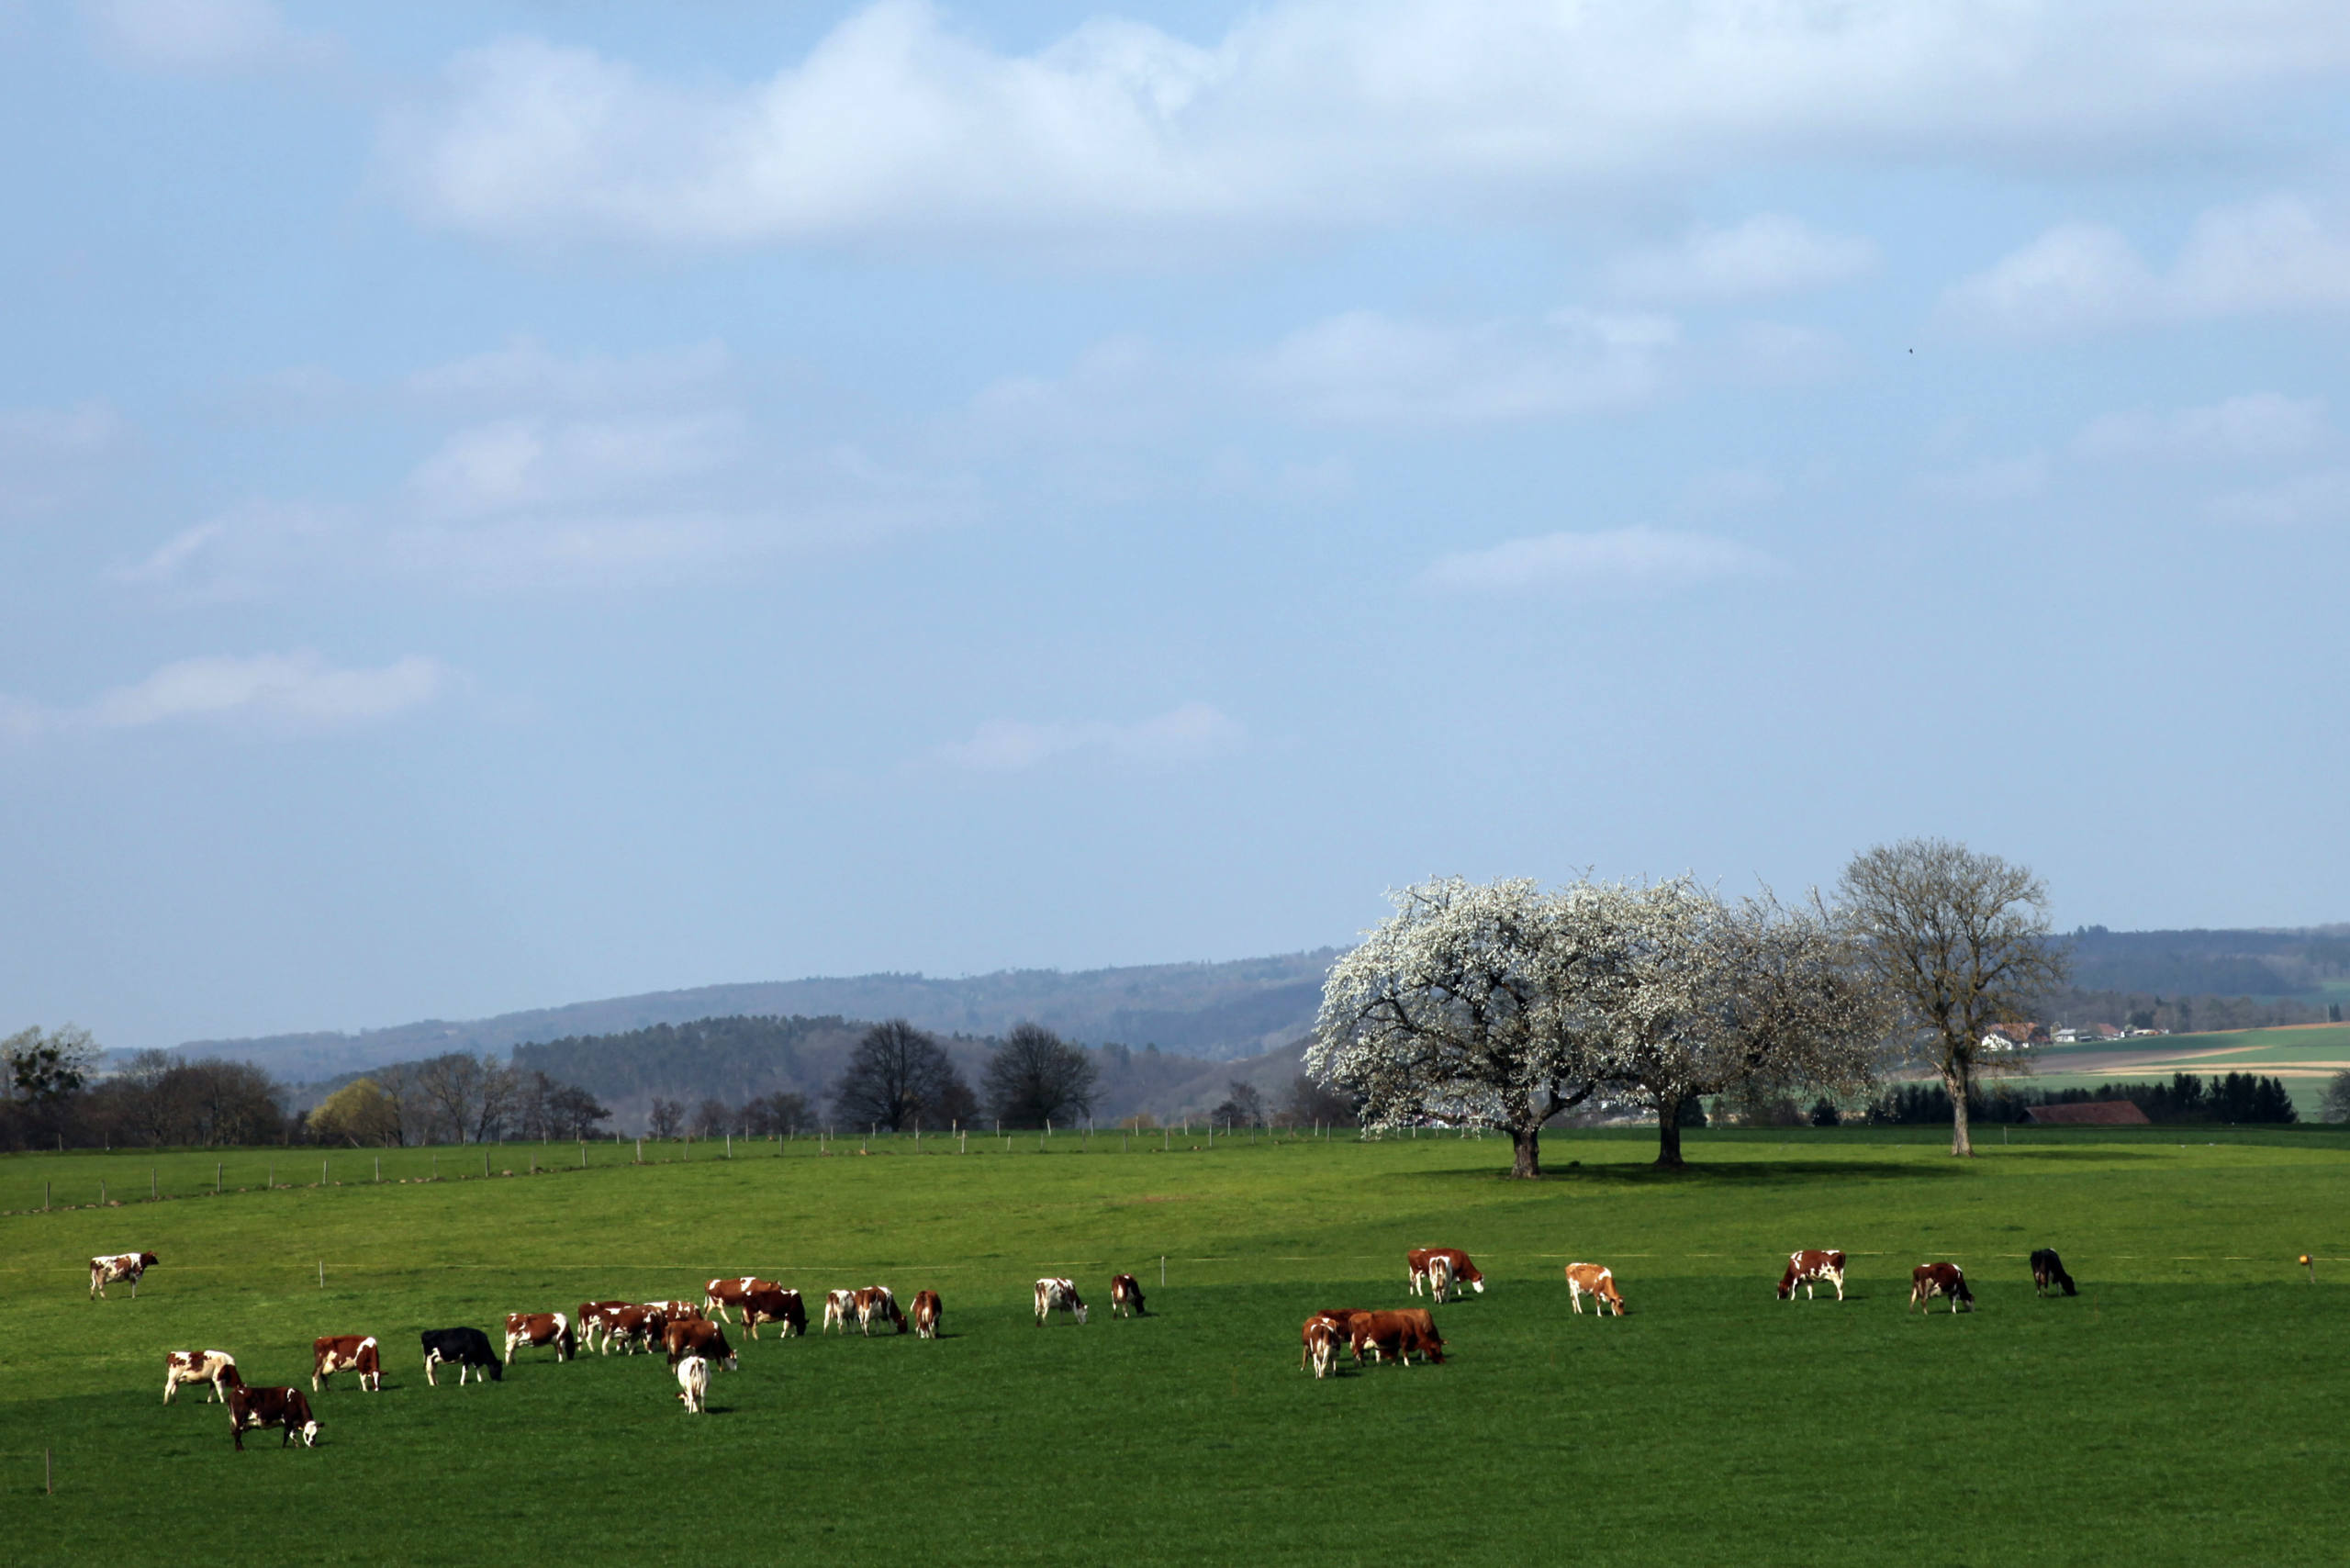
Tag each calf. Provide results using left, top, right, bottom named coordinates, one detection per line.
left=855, top=1285, right=906, bottom=1336
left=1034, top=1278, right=1087, bottom=1327
left=1909, top=1262, right=1975, bottom=1314
left=1110, top=1274, right=1147, bottom=1318
left=740, top=1286, right=805, bottom=1340
left=664, top=1316, right=737, bottom=1372
left=600, top=1305, right=667, bottom=1355
left=228, top=1385, right=319, bottom=1450
left=675, top=1354, right=711, bottom=1414
left=822, top=1289, right=858, bottom=1334
left=1776, top=1249, right=1847, bottom=1302
left=163, top=1350, right=240, bottom=1405
left=1349, top=1308, right=1445, bottom=1367
left=2031, top=1249, right=2077, bottom=1297
left=420, top=1327, right=502, bottom=1385
left=503, top=1312, right=576, bottom=1363
left=911, top=1290, right=943, bottom=1338
left=1406, top=1249, right=1484, bottom=1300
left=1563, top=1262, right=1627, bottom=1316
left=89, top=1251, right=159, bottom=1300
left=311, top=1335, right=383, bottom=1393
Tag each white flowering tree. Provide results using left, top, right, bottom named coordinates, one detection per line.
left=1595, top=879, right=1887, bottom=1168
left=1307, top=877, right=1615, bottom=1179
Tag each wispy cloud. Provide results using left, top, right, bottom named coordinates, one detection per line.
left=0, top=400, right=126, bottom=519
left=2208, top=470, right=2350, bottom=527
left=937, top=700, right=1242, bottom=772
left=82, top=0, right=333, bottom=75
left=403, top=337, right=731, bottom=411
left=5, top=651, right=449, bottom=739
left=1424, top=527, right=1782, bottom=594
left=381, top=2, right=2350, bottom=253
left=1251, top=308, right=1676, bottom=427
left=1942, top=196, right=2350, bottom=338
left=2074, top=393, right=2328, bottom=462
left=1918, top=453, right=2050, bottom=503
left=1609, top=215, right=1876, bottom=303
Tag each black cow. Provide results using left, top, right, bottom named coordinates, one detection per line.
left=2031, top=1249, right=2077, bottom=1297
left=421, top=1327, right=503, bottom=1385
left=229, top=1385, right=319, bottom=1449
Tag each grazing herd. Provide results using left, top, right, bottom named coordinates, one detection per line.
left=97, top=1237, right=2084, bottom=1445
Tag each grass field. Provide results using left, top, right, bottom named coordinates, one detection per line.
left=5, top=1127, right=2348, bottom=1566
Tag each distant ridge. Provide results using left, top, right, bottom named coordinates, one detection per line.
left=173, top=950, right=1343, bottom=1083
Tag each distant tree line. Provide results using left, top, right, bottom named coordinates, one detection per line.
left=1859, top=1072, right=2300, bottom=1126
left=2048, top=986, right=2333, bottom=1033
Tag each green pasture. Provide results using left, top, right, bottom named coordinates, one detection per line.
left=5, top=1128, right=2348, bottom=1567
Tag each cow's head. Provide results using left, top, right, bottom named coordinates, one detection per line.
left=140, top=1252, right=160, bottom=1268
left=295, top=1418, right=320, bottom=1447
left=1074, top=1302, right=1088, bottom=1325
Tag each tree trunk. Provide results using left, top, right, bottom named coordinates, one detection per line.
left=1943, top=1061, right=1974, bottom=1157
left=1654, top=1093, right=1685, bottom=1169
left=1508, top=1124, right=1541, bottom=1179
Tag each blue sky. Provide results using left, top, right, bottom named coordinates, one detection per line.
left=6, top=0, right=2349, bottom=1051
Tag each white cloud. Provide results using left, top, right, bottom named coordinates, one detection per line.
left=403, top=337, right=730, bottom=411
left=0, top=400, right=126, bottom=518
left=83, top=0, right=330, bottom=74
left=2207, top=470, right=2350, bottom=527
left=407, top=412, right=743, bottom=519
left=1944, top=196, right=2350, bottom=337
left=1254, top=308, right=1676, bottom=426
left=1424, top=526, right=1781, bottom=594
left=2075, top=393, right=2328, bottom=462
left=4, top=651, right=447, bottom=738
left=937, top=700, right=1242, bottom=772
left=1609, top=215, right=1876, bottom=302
left=382, top=2, right=2350, bottom=252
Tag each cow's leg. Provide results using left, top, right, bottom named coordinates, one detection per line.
left=164, top=1372, right=177, bottom=1404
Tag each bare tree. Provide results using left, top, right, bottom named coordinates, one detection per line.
left=741, top=1092, right=811, bottom=1137
left=1838, top=837, right=2068, bottom=1157
left=1595, top=880, right=1886, bottom=1169
left=1309, top=877, right=1611, bottom=1179
left=690, top=1097, right=733, bottom=1137
left=1278, top=1073, right=1359, bottom=1129
left=647, top=1097, right=686, bottom=1138
left=984, top=1023, right=1099, bottom=1128
left=834, top=1020, right=971, bottom=1133
left=1211, top=1080, right=1266, bottom=1129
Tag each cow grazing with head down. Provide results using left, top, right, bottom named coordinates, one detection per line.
left=1776, top=1249, right=1848, bottom=1302
left=1034, top=1278, right=1087, bottom=1326
left=1407, top=1249, right=1483, bottom=1301
left=1564, top=1262, right=1627, bottom=1316
left=703, top=1277, right=771, bottom=1324
left=420, top=1327, right=501, bottom=1385
left=599, top=1305, right=667, bottom=1355
left=1349, top=1308, right=1445, bottom=1367
left=822, top=1289, right=858, bottom=1334
left=1909, top=1262, right=1975, bottom=1314
left=855, top=1285, right=906, bottom=1336
left=643, top=1300, right=705, bottom=1326
left=675, top=1354, right=711, bottom=1414
left=312, top=1336, right=383, bottom=1393
left=503, top=1312, right=576, bottom=1363
left=576, top=1300, right=632, bottom=1353
left=735, top=1286, right=804, bottom=1339
left=911, top=1290, right=943, bottom=1338
left=164, top=1350, right=240, bottom=1405
left=228, top=1385, right=319, bottom=1450
left=1110, top=1274, right=1147, bottom=1318
left=89, top=1251, right=158, bottom=1300
left=1300, top=1309, right=1363, bottom=1372
left=664, top=1316, right=736, bottom=1372
left=2031, top=1249, right=2077, bottom=1297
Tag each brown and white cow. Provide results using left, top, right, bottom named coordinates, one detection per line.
left=311, top=1335, right=383, bottom=1393
left=643, top=1299, right=706, bottom=1325
left=503, top=1312, right=575, bottom=1363
left=1300, top=1309, right=1363, bottom=1371
left=855, top=1285, right=906, bottom=1336
left=675, top=1354, right=711, bottom=1415
left=576, top=1300, right=633, bottom=1353
left=89, top=1251, right=158, bottom=1299
left=599, top=1305, right=667, bottom=1355
left=1034, top=1278, right=1087, bottom=1326
left=164, top=1350, right=240, bottom=1404
left=1909, top=1261, right=1975, bottom=1314
left=702, top=1277, right=769, bottom=1324
left=1563, top=1262, right=1627, bottom=1317
left=1348, top=1308, right=1445, bottom=1367
left=822, top=1289, right=858, bottom=1334
left=663, top=1316, right=736, bottom=1372
left=740, top=1285, right=806, bottom=1339
left=1109, top=1274, right=1147, bottom=1317
left=229, top=1384, right=319, bottom=1450
left=1406, top=1249, right=1484, bottom=1300
left=1303, top=1318, right=1342, bottom=1379
left=911, top=1290, right=943, bottom=1338
left=1776, top=1249, right=1848, bottom=1302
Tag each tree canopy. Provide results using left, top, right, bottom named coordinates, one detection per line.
left=834, top=1019, right=973, bottom=1132
left=984, top=1022, right=1099, bottom=1128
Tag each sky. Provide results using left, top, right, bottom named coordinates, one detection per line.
left=6, top=0, right=2350, bottom=1052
